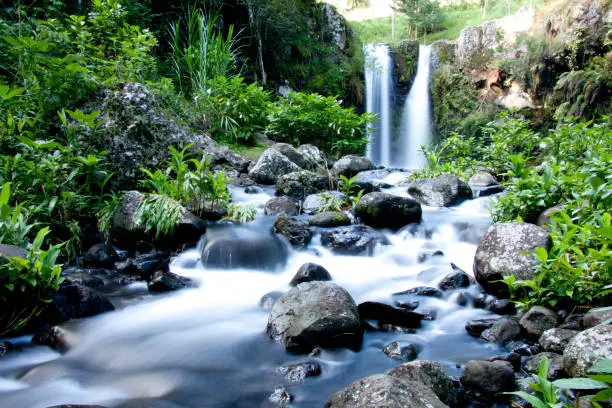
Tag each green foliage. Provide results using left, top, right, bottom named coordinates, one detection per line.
left=266, top=92, right=375, bottom=156
left=223, top=203, right=257, bottom=223
left=394, top=0, right=444, bottom=40
left=0, top=183, right=34, bottom=248
left=133, top=195, right=184, bottom=240
left=505, top=356, right=565, bottom=408
left=317, top=192, right=345, bottom=213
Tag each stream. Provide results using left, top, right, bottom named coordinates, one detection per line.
left=0, top=181, right=505, bottom=408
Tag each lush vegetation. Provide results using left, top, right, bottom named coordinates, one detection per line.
left=416, top=113, right=611, bottom=309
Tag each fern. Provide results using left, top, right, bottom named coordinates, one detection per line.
left=223, top=203, right=257, bottom=223
left=133, top=195, right=184, bottom=240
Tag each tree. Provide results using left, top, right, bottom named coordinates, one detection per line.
left=394, top=0, right=443, bottom=41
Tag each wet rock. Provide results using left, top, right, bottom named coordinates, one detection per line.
left=408, top=174, right=472, bottom=207
left=302, top=191, right=346, bottom=214
left=273, top=214, right=312, bottom=247
left=354, top=192, right=422, bottom=229
left=82, top=243, right=120, bottom=268
left=264, top=196, right=298, bottom=216
left=474, top=185, right=505, bottom=197
left=194, top=200, right=227, bottom=221
left=508, top=340, right=542, bottom=357
left=147, top=270, right=192, bottom=293
left=474, top=222, right=552, bottom=296
left=358, top=301, right=424, bottom=329
left=353, top=169, right=391, bottom=192
left=201, top=226, right=288, bottom=271
left=460, top=360, right=516, bottom=399
left=277, top=361, right=321, bottom=383
left=395, top=300, right=419, bottom=310
left=275, top=171, right=330, bottom=201
left=61, top=269, right=106, bottom=288
left=382, top=341, right=419, bottom=361
left=324, top=374, right=448, bottom=408
left=289, top=263, right=332, bottom=286
left=465, top=318, right=500, bottom=337
left=563, top=324, right=612, bottom=377
left=271, top=142, right=312, bottom=170
left=489, top=352, right=521, bottom=371
left=32, top=326, right=71, bottom=352
left=0, top=244, right=28, bottom=263
left=394, top=286, right=443, bottom=298
left=485, top=298, right=516, bottom=315
left=115, top=252, right=169, bottom=281
left=417, top=249, right=444, bottom=263
left=320, top=225, right=389, bottom=255
left=249, top=149, right=301, bottom=184
left=469, top=172, right=498, bottom=186
left=268, top=386, right=293, bottom=406
left=438, top=263, right=471, bottom=290
left=297, top=144, right=326, bottom=170
left=519, top=306, right=561, bottom=338
left=331, top=155, right=375, bottom=178
left=49, top=283, right=115, bottom=322
left=244, top=185, right=263, bottom=194
left=259, top=291, right=283, bottom=310
left=539, top=328, right=579, bottom=354
left=48, top=405, right=108, bottom=408
left=309, top=211, right=351, bottom=227
left=455, top=292, right=469, bottom=306
left=387, top=360, right=458, bottom=407
left=481, top=319, right=521, bottom=344
left=582, top=307, right=612, bottom=329
left=267, top=282, right=362, bottom=352
left=524, top=352, right=566, bottom=380
left=0, top=341, right=14, bottom=358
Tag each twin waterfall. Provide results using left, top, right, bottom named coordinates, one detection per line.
left=365, top=43, right=433, bottom=169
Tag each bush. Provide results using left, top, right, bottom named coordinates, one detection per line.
left=266, top=92, right=375, bottom=156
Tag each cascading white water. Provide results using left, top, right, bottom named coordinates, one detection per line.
left=401, top=44, right=433, bottom=169
left=365, top=44, right=394, bottom=167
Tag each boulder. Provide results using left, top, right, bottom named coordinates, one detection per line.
left=393, top=286, right=443, bottom=298
left=324, top=374, right=448, bottom=408
left=148, top=270, right=193, bottom=293
left=481, top=319, right=521, bottom=344
left=519, top=306, right=561, bottom=338
left=297, top=144, right=327, bottom=170
left=275, top=171, right=330, bottom=201
left=563, top=324, right=612, bottom=377
left=358, top=301, right=424, bottom=329
left=267, top=282, right=362, bottom=352
left=465, top=318, right=500, bottom=337
left=115, top=251, right=169, bottom=281
left=353, top=169, right=392, bottom=192
left=259, top=291, right=283, bottom=310
left=539, top=328, right=578, bottom=354
left=582, top=307, right=612, bottom=329
left=474, top=222, right=552, bottom=295
left=201, top=225, right=288, bottom=271
left=32, top=326, right=71, bottom=352
left=264, top=196, right=298, bottom=216
left=271, top=143, right=312, bottom=170
left=354, top=192, right=422, bottom=229
left=460, top=360, right=516, bottom=398
left=249, top=149, right=301, bottom=184
left=524, top=352, right=566, bottom=380
left=81, top=243, right=120, bottom=268
left=438, top=263, right=472, bottom=290
left=320, top=225, right=389, bottom=255
left=387, top=360, right=459, bottom=407
left=469, top=172, right=498, bottom=186
left=273, top=214, right=312, bottom=247
left=277, top=361, right=321, bottom=383
left=331, top=155, right=375, bottom=178
left=290, top=263, right=332, bottom=286
left=382, top=341, right=420, bottom=361
left=485, top=298, right=516, bottom=315
left=309, top=211, right=351, bottom=227
left=408, top=174, right=472, bottom=207
left=302, top=192, right=346, bottom=214
left=49, top=283, right=115, bottom=322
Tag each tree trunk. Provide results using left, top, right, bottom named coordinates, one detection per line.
left=482, top=0, right=488, bottom=18
left=247, top=3, right=266, bottom=85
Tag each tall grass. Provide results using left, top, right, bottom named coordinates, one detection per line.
left=169, top=6, right=241, bottom=98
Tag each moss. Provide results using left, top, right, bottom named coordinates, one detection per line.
left=392, top=40, right=419, bottom=89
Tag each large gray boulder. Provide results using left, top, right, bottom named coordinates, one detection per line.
left=267, top=282, right=362, bottom=352
left=539, top=328, right=579, bottom=354
left=582, top=307, right=612, bottom=329
left=519, top=306, right=561, bottom=338
left=563, top=324, right=612, bottom=377
left=387, top=360, right=458, bottom=406
left=264, top=196, right=298, bottom=216
left=273, top=214, right=312, bottom=247
left=297, top=144, right=327, bottom=170
left=249, top=149, right=301, bottom=184
left=474, top=222, right=552, bottom=295
left=324, top=374, right=448, bottom=408
left=408, top=174, right=472, bottom=207
left=320, top=225, right=390, bottom=255
left=275, top=171, right=330, bottom=201
left=331, top=155, right=375, bottom=178
left=271, top=143, right=311, bottom=169
left=354, top=192, right=422, bottom=229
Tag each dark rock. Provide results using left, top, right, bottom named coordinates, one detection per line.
left=0, top=341, right=14, bottom=358
left=455, top=292, right=469, bottom=306
left=539, top=328, right=579, bottom=354
left=309, top=211, right=351, bottom=227
left=290, top=263, right=332, bottom=286
left=485, top=298, right=516, bottom=315
left=382, top=341, right=420, bottom=361
left=331, top=155, right=375, bottom=178
left=460, top=360, right=516, bottom=398
left=268, top=386, right=293, bottom=406
left=393, top=286, right=443, bottom=298
left=474, top=185, right=504, bottom=197
left=248, top=149, right=301, bottom=184
left=408, top=174, right=472, bottom=207
left=474, top=222, right=552, bottom=296
left=582, top=307, right=612, bottom=329
left=465, top=318, right=500, bottom=337
left=61, top=269, right=105, bottom=288
left=277, top=361, right=321, bottom=383
left=82, top=243, right=120, bottom=268
left=273, top=214, right=312, bottom=247
left=354, top=192, right=422, bottom=229
left=508, top=340, right=542, bottom=357
left=395, top=300, right=420, bottom=310
left=195, top=200, right=227, bottom=221
left=48, top=405, right=108, bottom=408
left=563, top=324, right=612, bottom=377
left=387, top=360, right=459, bottom=407
left=358, top=301, right=424, bottom=329
left=115, top=252, right=169, bottom=281
left=32, top=326, right=71, bottom=352
left=324, top=374, right=447, bottom=408
left=302, top=192, right=346, bottom=214
left=264, top=196, right=298, bottom=216
left=244, top=185, right=263, bottom=194
left=524, top=352, right=566, bottom=380
left=489, top=353, right=522, bottom=371
left=49, top=283, right=115, bottom=322
left=147, top=270, right=192, bottom=293
left=519, top=306, right=561, bottom=338
left=201, top=225, right=288, bottom=271
left=481, top=319, right=521, bottom=344
left=320, top=225, right=389, bottom=255
left=353, top=169, right=392, bottom=193
left=259, top=291, right=283, bottom=310
left=438, top=264, right=471, bottom=290
left=267, top=282, right=362, bottom=352
left=275, top=171, right=330, bottom=201
left=417, top=249, right=444, bottom=263
left=560, top=313, right=584, bottom=331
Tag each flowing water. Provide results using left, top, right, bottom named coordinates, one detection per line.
left=0, top=182, right=505, bottom=408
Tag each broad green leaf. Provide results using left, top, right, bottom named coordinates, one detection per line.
left=553, top=377, right=608, bottom=389
left=503, top=391, right=549, bottom=408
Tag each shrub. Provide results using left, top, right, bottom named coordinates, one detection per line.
left=223, top=203, right=257, bottom=223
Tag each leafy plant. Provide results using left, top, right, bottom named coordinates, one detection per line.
left=317, top=192, right=345, bottom=213
left=553, top=358, right=612, bottom=408
left=133, top=194, right=184, bottom=240
left=505, top=356, right=565, bottom=408
left=223, top=203, right=257, bottom=223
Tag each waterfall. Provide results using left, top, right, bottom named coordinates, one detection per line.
left=365, top=44, right=394, bottom=167
left=401, top=44, right=433, bottom=169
